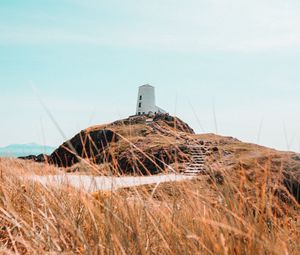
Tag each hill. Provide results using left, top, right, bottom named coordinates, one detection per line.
left=0, top=143, right=55, bottom=158
left=1, top=114, right=299, bottom=254
left=20, top=114, right=300, bottom=204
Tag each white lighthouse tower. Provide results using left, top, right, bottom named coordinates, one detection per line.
left=136, top=84, right=166, bottom=116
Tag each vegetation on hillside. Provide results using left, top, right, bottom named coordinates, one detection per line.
left=1, top=115, right=299, bottom=254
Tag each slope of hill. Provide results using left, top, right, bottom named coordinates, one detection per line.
left=0, top=143, right=55, bottom=158
left=48, top=114, right=193, bottom=172
left=1, top=114, right=299, bottom=254
left=19, top=114, right=300, bottom=204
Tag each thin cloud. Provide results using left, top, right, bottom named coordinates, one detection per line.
left=1, top=1, right=300, bottom=52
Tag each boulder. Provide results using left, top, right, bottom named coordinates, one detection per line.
left=116, top=145, right=190, bottom=175
left=153, top=114, right=195, bottom=134
left=283, top=172, right=300, bottom=204
left=292, top=154, right=300, bottom=161
left=18, top=154, right=49, bottom=163
left=49, top=129, right=118, bottom=167
left=19, top=155, right=37, bottom=161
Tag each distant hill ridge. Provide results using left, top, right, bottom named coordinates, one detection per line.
left=0, top=143, right=55, bottom=158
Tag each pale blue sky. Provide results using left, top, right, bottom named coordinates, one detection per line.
left=0, top=0, right=299, bottom=152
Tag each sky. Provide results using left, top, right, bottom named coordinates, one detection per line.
left=0, top=0, right=300, bottom=152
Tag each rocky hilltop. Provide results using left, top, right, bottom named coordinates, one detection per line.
left=48, top=114, right=194, bottom=174
left=20, top=114, right=300, bottom=204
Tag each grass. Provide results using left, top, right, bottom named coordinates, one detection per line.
left=0, top=157, right=299, bottom=254
left=0, top=116, right=299, bottom=254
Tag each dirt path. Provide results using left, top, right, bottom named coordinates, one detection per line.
left=26, top=174, right=195, bottom=192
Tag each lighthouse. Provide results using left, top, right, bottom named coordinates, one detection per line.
left=136, top=84, right=167, bottom=116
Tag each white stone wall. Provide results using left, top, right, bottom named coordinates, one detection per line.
left=136, top=84, right=157, bottom=115
left=136, top=84, right=167, bottom=115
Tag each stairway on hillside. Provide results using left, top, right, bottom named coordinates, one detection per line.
left=184, top=144, right=207, bottom=176
left=176, top=131, right=208, bottom=176
left=146, top=122, right=208, bottom=176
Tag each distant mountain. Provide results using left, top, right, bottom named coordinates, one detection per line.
left=0, top=143, right=55, bottom=158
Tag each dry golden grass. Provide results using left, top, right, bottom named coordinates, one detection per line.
left=0, top=156, right=299, bottom=255
left=0, top=116, right=299, bottom=254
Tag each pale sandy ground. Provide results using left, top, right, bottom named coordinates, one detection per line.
left=26, top=174, right=195, bottom=192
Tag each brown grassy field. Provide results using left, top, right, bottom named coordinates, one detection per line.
left=0, top=156, right=299, bottom=255
left=0, top=116, right=299, bottom=254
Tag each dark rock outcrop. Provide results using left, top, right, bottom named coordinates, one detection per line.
left=283, top=172, right=300, bottom=204
left=49, top=129, right=118, bottom=167
left=19, top=154, right=49, bottom=162
left=112, top=114, right=195, bottom=134
left=116, top=145, right=190, bottom=175
left=47, top=114, right=193, bottom=168
left=153, top=114, right=195, bottom=134
left=19, top=155, right=38, bottom=161
left=292, top=154, right=300, bottom=161
left=18, top=114, right=194, bottom=170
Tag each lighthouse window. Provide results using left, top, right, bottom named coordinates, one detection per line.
left=139, top=95, right=142, bottom=100
left=139, top=102, right=142, bottom=108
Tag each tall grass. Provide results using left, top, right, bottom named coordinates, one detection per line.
left=0, top=156, right=299, bottom=254
left=0, top=115, right=299, bottom=254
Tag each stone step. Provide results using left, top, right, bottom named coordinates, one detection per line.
left=185, top=170, right=205, bottom=173
left=187, top=168, right=204, bottom=171
left=186, top=168, right=206, bottom=172
left=185, top=170, right=202, bottom=174
left=188, top=165, right=204, bottom=167
left=188, top=163, right=204, bottom=166
left=187, top=164, right=205, bottom=167
left=186, top=145, right=206, bottom=175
